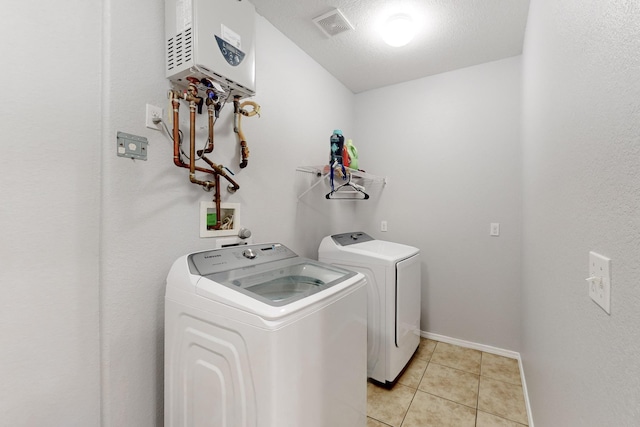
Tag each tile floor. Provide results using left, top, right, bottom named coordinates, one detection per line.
left=367, top=339, right=529, bottom=427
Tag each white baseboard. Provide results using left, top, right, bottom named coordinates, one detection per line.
left=518, top=356, right=534, bottom=427
left=420, top=331, right=534, bottom=427
left=421, top=331, right=519, bottom=359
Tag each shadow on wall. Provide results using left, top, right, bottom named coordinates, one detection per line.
left=293, top=171, right=387, bottom=259
left=293, top=175, right=334, bottom=258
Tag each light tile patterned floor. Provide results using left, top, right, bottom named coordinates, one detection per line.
left=367, top=339, right=529, bottom=427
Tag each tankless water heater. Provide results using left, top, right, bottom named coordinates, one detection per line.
left=165, top=0, right=256, bottom=98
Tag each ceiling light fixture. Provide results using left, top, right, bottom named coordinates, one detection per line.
left=380, top=14, right=416, bottom=47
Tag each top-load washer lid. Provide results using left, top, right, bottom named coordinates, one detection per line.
left=188, top=243, right=358, bottom=307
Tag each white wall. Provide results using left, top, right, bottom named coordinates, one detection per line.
left=354, top=57, right=523, bottom=351
left=0, top=0, right=356, bottom=425
left=11, top=1, right=639, bottom=425
left=0, top=1, right=102, bottom=426
left=99, top=1, right=355, bottom=424
left=521, top=0, right=640, bottom=425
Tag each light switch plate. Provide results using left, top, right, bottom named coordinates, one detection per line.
left=588, top=251, right=611, bottom=314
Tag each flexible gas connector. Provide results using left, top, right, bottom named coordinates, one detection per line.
left=233, top=95, right=261, bottom=168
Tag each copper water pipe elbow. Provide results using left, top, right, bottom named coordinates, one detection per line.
left=169, top=90, right=219, bottom=189
left=201, top=156, right=240, bottom=192
left=189, top=173, right=215, bottom=190
left=184, top=93, right=216, bottom=189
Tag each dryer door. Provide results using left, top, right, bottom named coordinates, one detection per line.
left=395, top=254, right=421, bottom=347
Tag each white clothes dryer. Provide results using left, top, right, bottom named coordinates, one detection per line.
left=165, top=243, right=367, bottom=427
left=319, top=232, right=421, bottom=387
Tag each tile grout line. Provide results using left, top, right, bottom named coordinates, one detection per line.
left=477, top=351, right=529, bottom=426
left=476, top=352, right=484, bottom=427
left=427, top=360, right=481, bottom=376
left=370, top=339, right=527, bottom=427
left=402, top=341, right=482, bottom=426
left=367, top=415, right=394, bottom=427
left=397, top=354, right=430, bottom=427
left=419, top=389, right=478, bottom=411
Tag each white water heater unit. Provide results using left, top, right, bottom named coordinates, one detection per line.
left=165, top=0, right=256, bottom=98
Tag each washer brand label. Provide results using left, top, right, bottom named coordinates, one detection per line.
left=204, top=254, right=222, bottom=259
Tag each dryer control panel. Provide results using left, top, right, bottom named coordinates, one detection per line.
left=331, top=232, right=374, bottom=246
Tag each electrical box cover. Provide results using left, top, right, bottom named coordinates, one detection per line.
left=165, top=0, right=256, bottom=98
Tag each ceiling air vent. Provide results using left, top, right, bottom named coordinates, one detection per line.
left=313, top=9, right=354, bottom=37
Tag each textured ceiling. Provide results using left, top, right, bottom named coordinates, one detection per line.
left=250, top=0, right=530, bottom=93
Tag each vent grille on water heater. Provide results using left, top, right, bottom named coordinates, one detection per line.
left=167, top=27, right=193, bottom=72
left=313, top=9, right=354, bottom=37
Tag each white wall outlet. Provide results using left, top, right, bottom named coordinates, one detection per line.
left=587, top=251, right=611, bottom=314
left=145, top=104, right=163, bottom=130
left=490, top=223, right=500, bottom=236
left=381, top=220, right=388, bottom=232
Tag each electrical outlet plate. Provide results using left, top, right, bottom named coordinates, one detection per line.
left=381, top=220, right=388, bottom=232
left=145, top=104, right=163, bottom=129
left=588, top=251, right=611, bottom=314
left=490, top=223, right=500, bottom=236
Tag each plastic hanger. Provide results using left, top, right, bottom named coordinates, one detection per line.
left=326, top=169, right=370, bottom=200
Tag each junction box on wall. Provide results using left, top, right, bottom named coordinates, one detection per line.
left=165, top=0, right=256, bottom=98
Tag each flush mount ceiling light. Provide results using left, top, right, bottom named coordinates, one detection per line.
left=380, top=14, right=416, bottom=47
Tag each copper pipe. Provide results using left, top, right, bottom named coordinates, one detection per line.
left=205, top=90, right=217, bottom=153
left=170, top=90, right=209, bottom=173
left=207, top=103, right=214, bottom=152
left=189, top=99, right=196, bottom=175
left=186, top=96, right=214, bottom=189
left=197, top=102, right=215, bottom=156
left=201, top=156, right=240, bottom=192
left=211, top=173, right=222, bottom=230
left=170, top=91, right=185, bottom=169
left=169, top=87, right=242, bottom=218
left=169, top=93, right=217, bottom=176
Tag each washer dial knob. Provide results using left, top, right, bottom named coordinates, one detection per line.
left=242, top=248, right=256, bottom=259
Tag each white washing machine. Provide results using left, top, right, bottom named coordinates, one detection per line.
left=165, top=243, right=367, bottom=427
left=319, top=232, right=421, bottom=387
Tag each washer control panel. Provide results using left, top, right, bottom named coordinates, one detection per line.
left=189, top=243, right=297, bottom=276
left=331, top=231, right=374, bottom=246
